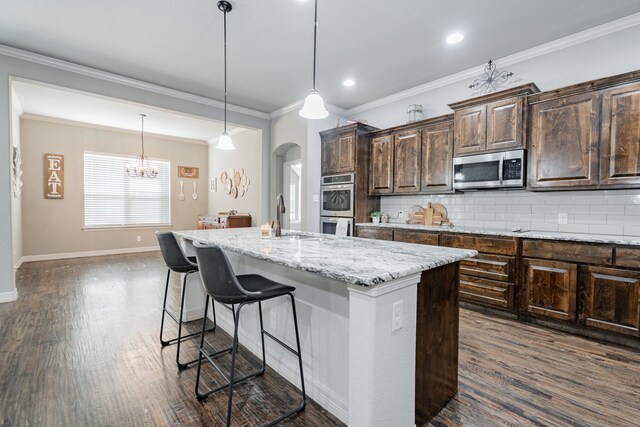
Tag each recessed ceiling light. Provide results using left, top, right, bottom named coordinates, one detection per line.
left=446, top=33, right=464, bottom=44
left=343, top=79, right=355, bottom=87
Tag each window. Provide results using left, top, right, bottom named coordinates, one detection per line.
left=84, top=152, right=171, bottom=228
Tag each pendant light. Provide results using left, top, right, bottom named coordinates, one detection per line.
left=126, top=114, right=158, bottom=178
left=299, top=0, right=329, bottom=119
left=216, top=0, right=235, bottom=150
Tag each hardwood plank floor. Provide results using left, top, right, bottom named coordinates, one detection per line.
left=1, top=252, right=639, bottom=426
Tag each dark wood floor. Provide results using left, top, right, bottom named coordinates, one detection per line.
left=1, top=252, right=639, bottom=426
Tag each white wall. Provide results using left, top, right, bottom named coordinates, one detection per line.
left=351, top=25, right=640, bottom=129
left=208, top=129, right=263, bottom=225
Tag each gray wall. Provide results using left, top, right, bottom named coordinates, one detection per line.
left=0, top=50, right=271, bottom=300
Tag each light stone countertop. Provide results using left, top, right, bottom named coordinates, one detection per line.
left=356, top=222, right=640, bottom=247
left=175, top=228, right=477, bottom=287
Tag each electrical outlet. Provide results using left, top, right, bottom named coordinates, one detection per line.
left=392, top=300, right=404, bottom=332
left=270, top=311, right=277, bottom=330
left=312, top=194, right=319, bottom=203
left=398, top=210, right=404, bottom=220
left=136, top=236, right=142, bottom=242
left=558, top=213, right=568, bottom=225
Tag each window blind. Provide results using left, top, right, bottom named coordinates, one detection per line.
left=84, top=152, right=171, bottom=228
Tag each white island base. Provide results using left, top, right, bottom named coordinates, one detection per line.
left=177, top=229, right=474, bottom=426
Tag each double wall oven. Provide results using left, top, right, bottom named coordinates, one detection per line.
left=320, top=173, right=354, bottom=236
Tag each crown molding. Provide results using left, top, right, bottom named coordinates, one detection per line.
left=0, top=44, right=271, bottom=121
left=270, top=98, right=347, bottom=119
left=344, top=12, right=640, bottom=116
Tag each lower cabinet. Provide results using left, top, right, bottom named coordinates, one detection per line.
left=393, top=230, right=439, bottom=246
left=579, top=266, right=640, bottom=337
left=459, top=275, right=514, bottom=309
left=523, top=258, right=577, bottom=322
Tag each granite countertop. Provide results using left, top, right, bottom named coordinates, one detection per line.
left=356, top=222, right=640, bottom=247
left=175, top=228, right=477, bottom=287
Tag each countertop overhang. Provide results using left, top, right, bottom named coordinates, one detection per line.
left=175, top=228, right=477, bottom=287
left=356, top=222, right=640, bottom=246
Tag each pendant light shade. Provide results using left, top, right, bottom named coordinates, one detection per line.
left=216, top=132, right=235, bottom=150
left=216, top=0, right=235, bottom=150
left=299, top=0, right=328, bottom=120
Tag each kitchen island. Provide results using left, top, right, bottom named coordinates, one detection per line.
left=175, top=228, right=476, bottom=426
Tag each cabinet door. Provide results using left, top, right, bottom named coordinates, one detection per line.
left=453, top=105, right=486, bottom=156
left=321, top=137, right=338, bottom=175
left=393, top=131, right=421, bottom=193
left=370, top=135, right=394, bottom=194
left=528, top=93, right=600, bottom=189
left=524, top=258, right=577, bottom=321
left=486, top=97, right=524, bottom=151
left=600, top=82, right=640, bottom=187
left=336, top=134, right=356, bottom=173
left=579, top=266, right=640, bottom=336
left=421, top=122, right=453, bottom=193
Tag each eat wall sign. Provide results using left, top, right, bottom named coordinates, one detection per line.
left=44, top=153, right=64, bottom=199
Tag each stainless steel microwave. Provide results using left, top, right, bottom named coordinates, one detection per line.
left=453, top=149, right=526, bottom=190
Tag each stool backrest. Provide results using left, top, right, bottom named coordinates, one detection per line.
left=194, top=244, right=251, bottom=304
left=157, top=232, right=196, bottom=273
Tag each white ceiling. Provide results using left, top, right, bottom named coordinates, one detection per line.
left=12, top=79, right=244, bottom=141
left=2, top=0, right=640, bottom=113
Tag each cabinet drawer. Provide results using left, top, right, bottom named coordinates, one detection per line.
left=616, top=247, right=640, bottom=268
left=394, top=231, right=439, bottom=246
left=441, top=234, right=517, bottom=255
left=523, top=240, right=612, bottom=265
left=356, top=227, right=393, bottom=241
left=460, top=275, right=514, bottom=309
left=460, top=253, right=515, bottom=282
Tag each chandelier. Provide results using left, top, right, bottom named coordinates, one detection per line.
left=126, top=114, right=158, bottom=178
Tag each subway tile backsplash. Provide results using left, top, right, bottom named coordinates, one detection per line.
left=380, top=189, right=640, bottom=237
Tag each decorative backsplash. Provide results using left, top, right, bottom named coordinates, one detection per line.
left=380, top=189, right=640, bottom=237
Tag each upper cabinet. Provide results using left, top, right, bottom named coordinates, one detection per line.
left=600, top=81, right=640, bottom=188
left=369, top=115, right=455, bottom=195
left=393, top=130, right=421, bottom=193
left=449, top=84, right=539, bottom=157
left=527, top=70, right=640, bottom=191
left=528, top=92, right=600, bottom=189
left=370, top=134, right=394, bottom=194
left=321, top=133, right=355, bottom=175
left=421, top=120, right=454, bottom=193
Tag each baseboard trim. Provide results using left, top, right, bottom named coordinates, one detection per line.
left=20, top=246, right=160, bottom=263
left=0, top=288, right=18, bottom=303
left=14, top=257, right=24, bottom=270
left=209, top=306, right=349, bottom=424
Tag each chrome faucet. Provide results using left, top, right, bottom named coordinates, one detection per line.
left=275, top=193, right=286, bottom=237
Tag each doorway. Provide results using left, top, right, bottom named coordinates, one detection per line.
left=283, top=160, right=302, bottom=231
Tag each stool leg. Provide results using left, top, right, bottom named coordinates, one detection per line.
left=159, top=269, right=171, bottom=346
left=289, top=293, right=307, bottom=410
left=226, top=303, right=244, bottom=427
left=176, top=270, right=194, bottom=369
left=257, top=301, right=267, bottom=374
left=195, top=296, right=210, bottom=399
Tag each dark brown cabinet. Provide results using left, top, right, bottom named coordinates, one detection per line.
left=393, top=131, right=421, bottom=193
left=449, top=84, right=538, bottom=157
left=421, top=121, right=453, bottom=193
left=369, top=135, right=394, bottom=194
left=579, top=266, right=640, bottom=337
left=528, top=92, right=600, bottom=189
left=523, top=258, right=577, bottom=322
left=321, top=133, right=355, bottom=175
left=600, top=81, right=640, bottom=188
left=394, top=230, right=439, bottom=246
left=453, top=105, right=486, bottom=155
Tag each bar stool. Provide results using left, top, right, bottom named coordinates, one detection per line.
left=157, top=232, right=217, bottom=369
left=193, top=243, right=306, bottom=427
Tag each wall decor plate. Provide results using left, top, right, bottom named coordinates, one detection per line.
left=220, top=171, right=228, bottom=183
left=219, top=167, right=251, bottom=199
